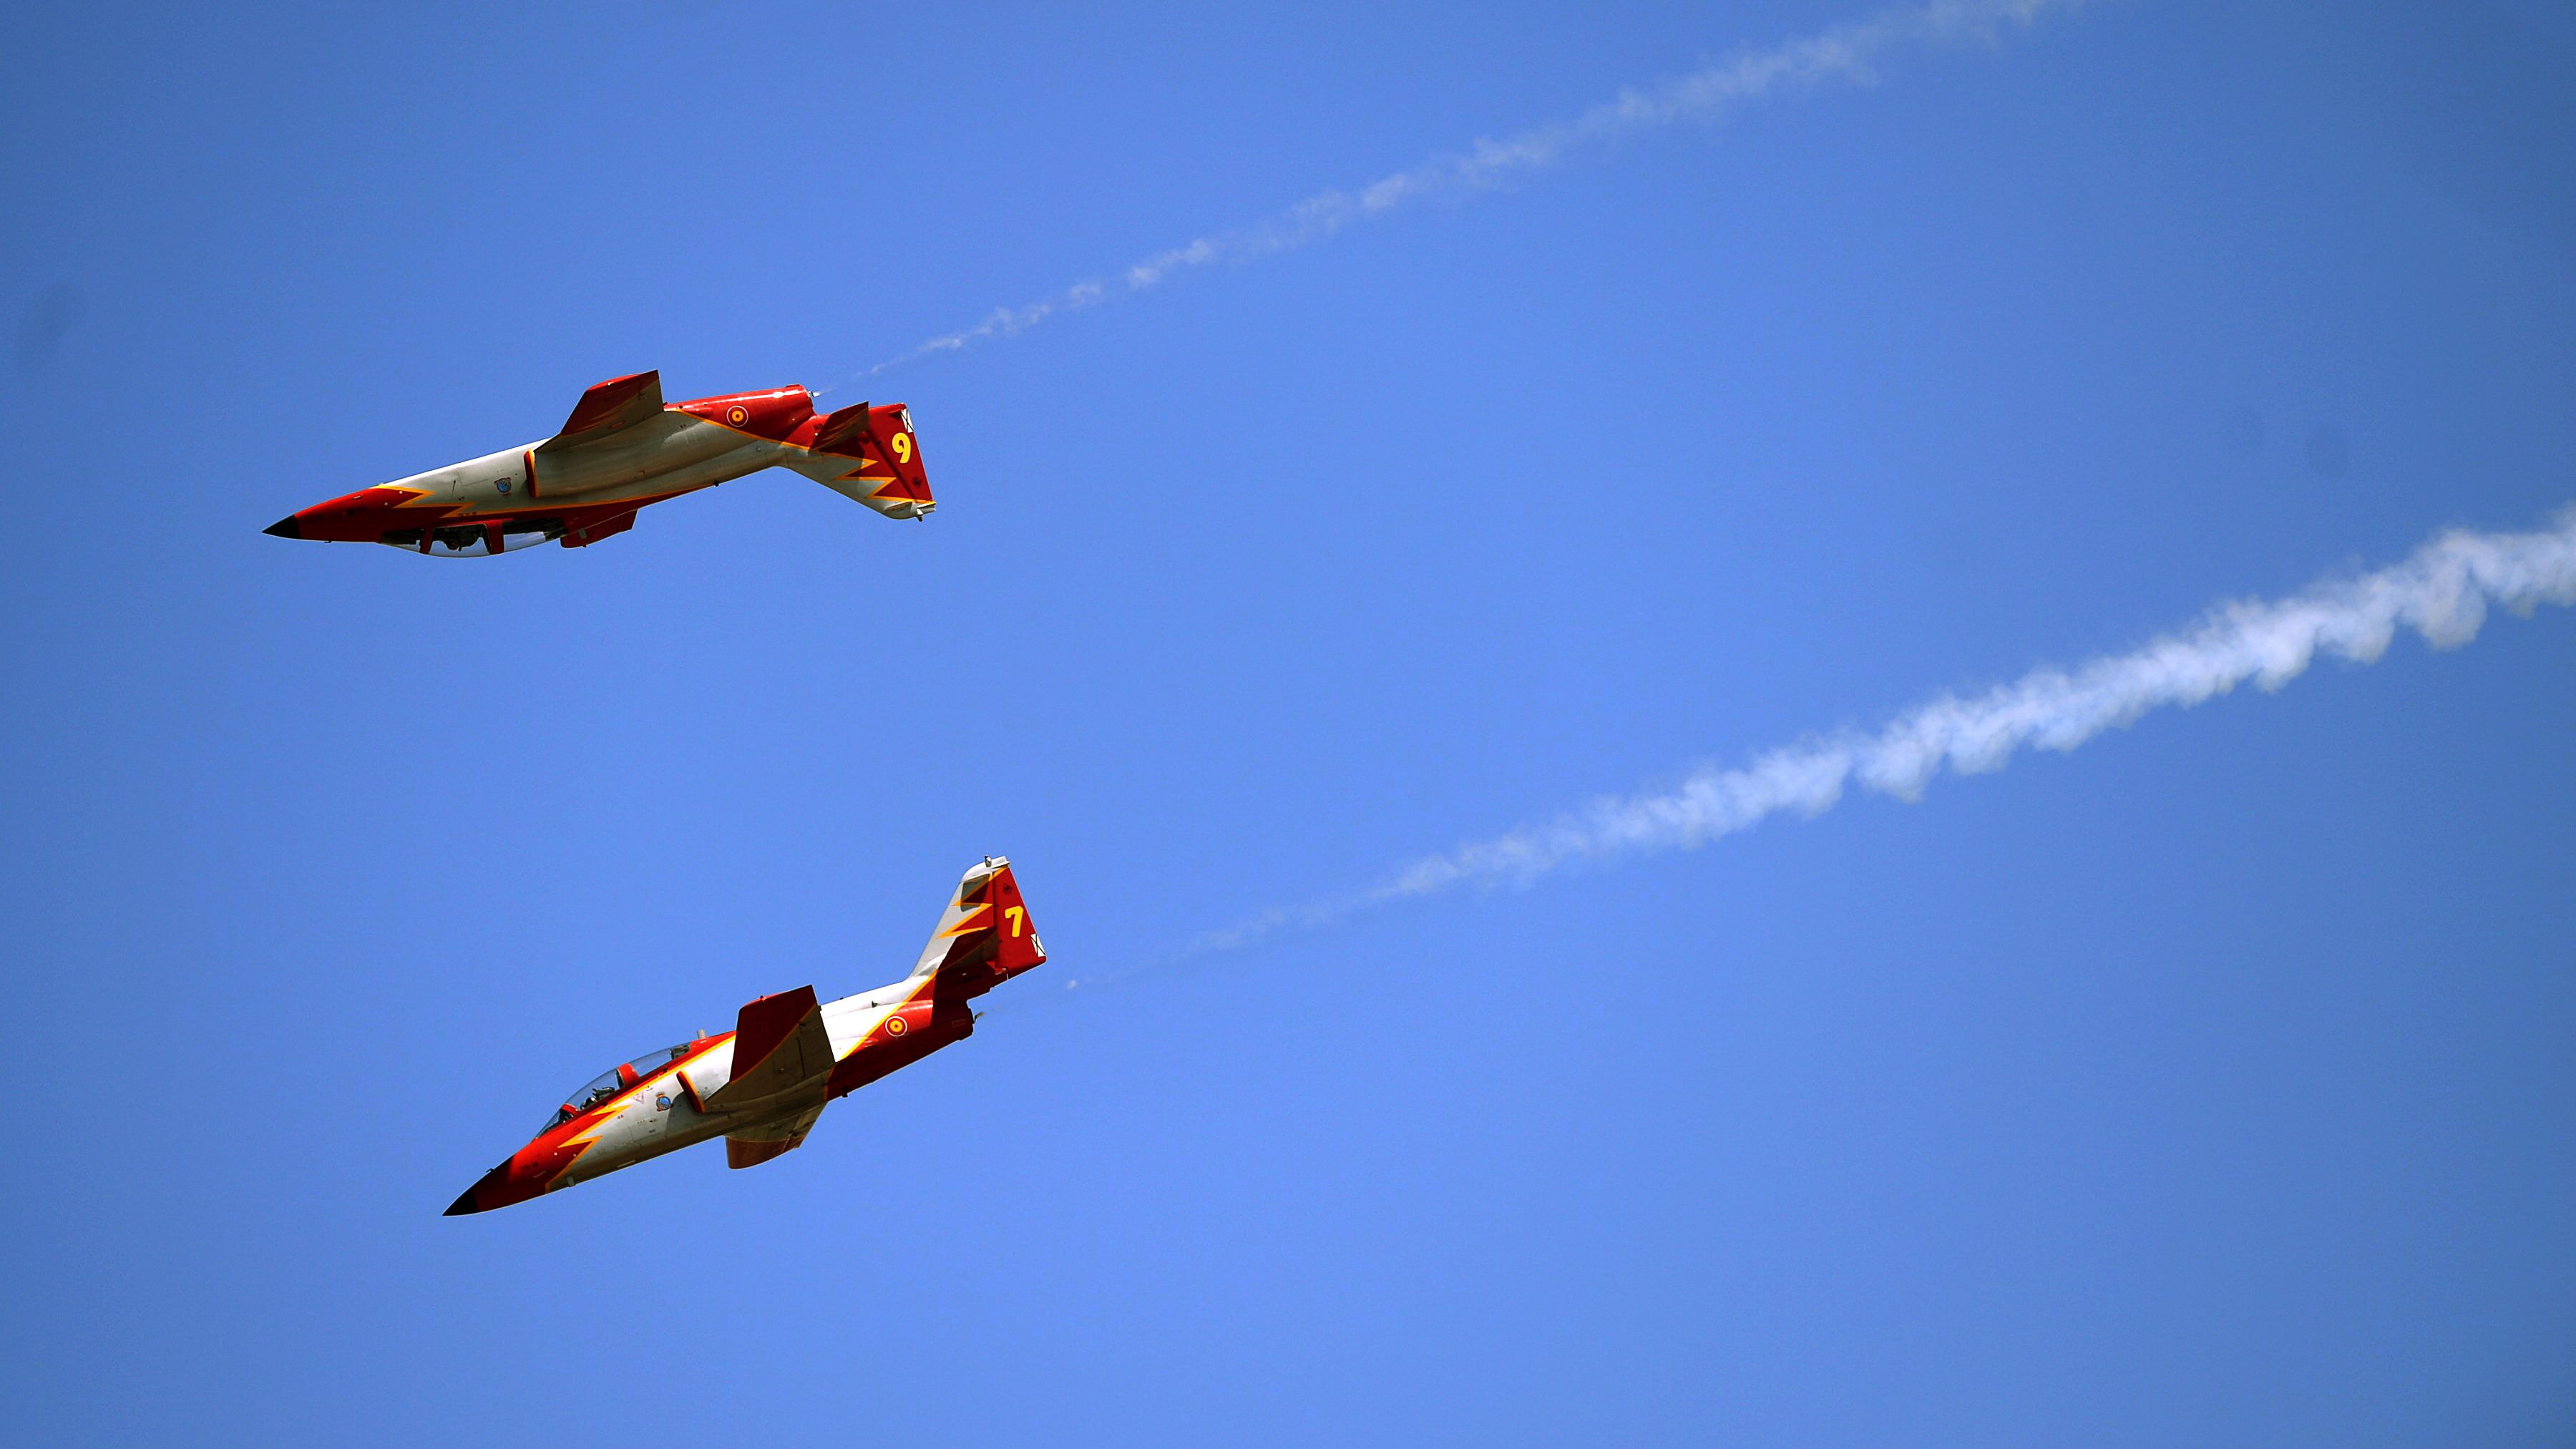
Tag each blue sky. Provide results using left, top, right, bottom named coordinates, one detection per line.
left=5, top=1, right=2573, bottom=1442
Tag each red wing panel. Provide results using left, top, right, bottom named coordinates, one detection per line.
left=723, top=1103, right=824, bottom=1169
left=707, top=986, right=834, bottom=1115
left=554, top=371, right=664, bottom=441
left=729, top=986, right=820, bottom=1078
left=726, top=1136, right=799, bottom=1169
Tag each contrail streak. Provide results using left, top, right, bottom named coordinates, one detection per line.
left=853, top=0, right=2080, bottom=381
left=1184, top=509, right=2576, bottom=954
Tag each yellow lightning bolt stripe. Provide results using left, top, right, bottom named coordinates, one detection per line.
left=937, top=902, right=993, bottom=939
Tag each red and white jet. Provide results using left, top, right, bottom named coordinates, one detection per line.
left=447, top=857, right=1045, bottom=1214
left=265, top=370, right=932, bottom=556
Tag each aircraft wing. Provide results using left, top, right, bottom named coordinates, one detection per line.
left=725, top=1103, right=824, bottom=1169
left=706, top=985, right=835, bottom=1118
left=540, top=370, right=665, bottom=449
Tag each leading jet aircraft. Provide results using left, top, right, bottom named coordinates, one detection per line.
left=447, top=857, right=1045, bottom=1214
left=265, top=370, right=931, bottom=556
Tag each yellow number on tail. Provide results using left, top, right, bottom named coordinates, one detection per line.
left=892, top=432, right=913, bottom=464
left=1004, top=905, right=1025, bottom=937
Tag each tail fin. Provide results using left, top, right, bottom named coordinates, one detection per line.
left=798, top=401, right=933, bottom=519
left=908, top=856, right=1046, bottom=1000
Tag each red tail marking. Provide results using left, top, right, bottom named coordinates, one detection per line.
left=926, top=862, right=1045, bottom=1000
left=985, top=864, right=1045, bottom=975
left=863, top=405, right=928, bottom=496
left=813, top=401, right=930, bottom=502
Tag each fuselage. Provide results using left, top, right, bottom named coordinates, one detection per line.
left=452, top=971, right=972, bottom=1213
left=268, top=382, right=931, bottom=556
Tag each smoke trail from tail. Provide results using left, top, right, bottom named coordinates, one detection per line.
left=855, top=0, right=2081, bottom=381
left=1184, top=510, right=2576, bottom=954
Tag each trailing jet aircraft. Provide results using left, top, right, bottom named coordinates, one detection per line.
left=264, top=370, right=931, bottom=556
left=446, top=857, right=1045, bottom=1214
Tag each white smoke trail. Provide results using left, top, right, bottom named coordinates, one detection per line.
left=1183, top=509, right=2576, bottom=953
left=854, top=0, right=2082, bottom=381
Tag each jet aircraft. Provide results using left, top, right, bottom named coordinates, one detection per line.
left=447, top=857, right=1045, bottom=1214
left=265, top=370, right=931, bottom=556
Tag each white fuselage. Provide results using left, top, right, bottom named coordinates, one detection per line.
left=386, top=419, right=828, bottom=522
left=547, top=976, right=945, bottom=1188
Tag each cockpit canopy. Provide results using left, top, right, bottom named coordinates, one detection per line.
left=542, top=1044, right=690, bottom=1132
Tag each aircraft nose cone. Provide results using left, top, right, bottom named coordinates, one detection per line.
left=263, top=514, right=303, bottom=540
left=443, top=1163, right=509, bottom=1216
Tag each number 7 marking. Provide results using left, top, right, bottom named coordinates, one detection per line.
left=1004, top=905, right=1025, bottom=937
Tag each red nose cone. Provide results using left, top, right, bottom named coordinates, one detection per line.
left=275, top=486, right=424, bottom=544
left=443, top=1152, right=554, bottom=1216
left=444, top=1163, right=509, bottom=1215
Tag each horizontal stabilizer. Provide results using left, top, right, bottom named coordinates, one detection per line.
left=813, top=401, right=874, bottom=455
left=707, top=986, right=835, bottom=1115
left=542, top=371, right=665, bottom=449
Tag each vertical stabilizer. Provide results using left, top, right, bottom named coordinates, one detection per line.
left=799, top=401, right=932, bottom=518
left=908, top=857, right=1046, bottom=1000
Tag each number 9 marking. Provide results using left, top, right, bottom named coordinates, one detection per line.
left=891, top=432, right=913, bottom=465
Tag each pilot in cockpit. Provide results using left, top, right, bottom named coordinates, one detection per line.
left=543, top=1045, right=690, bottom=1130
